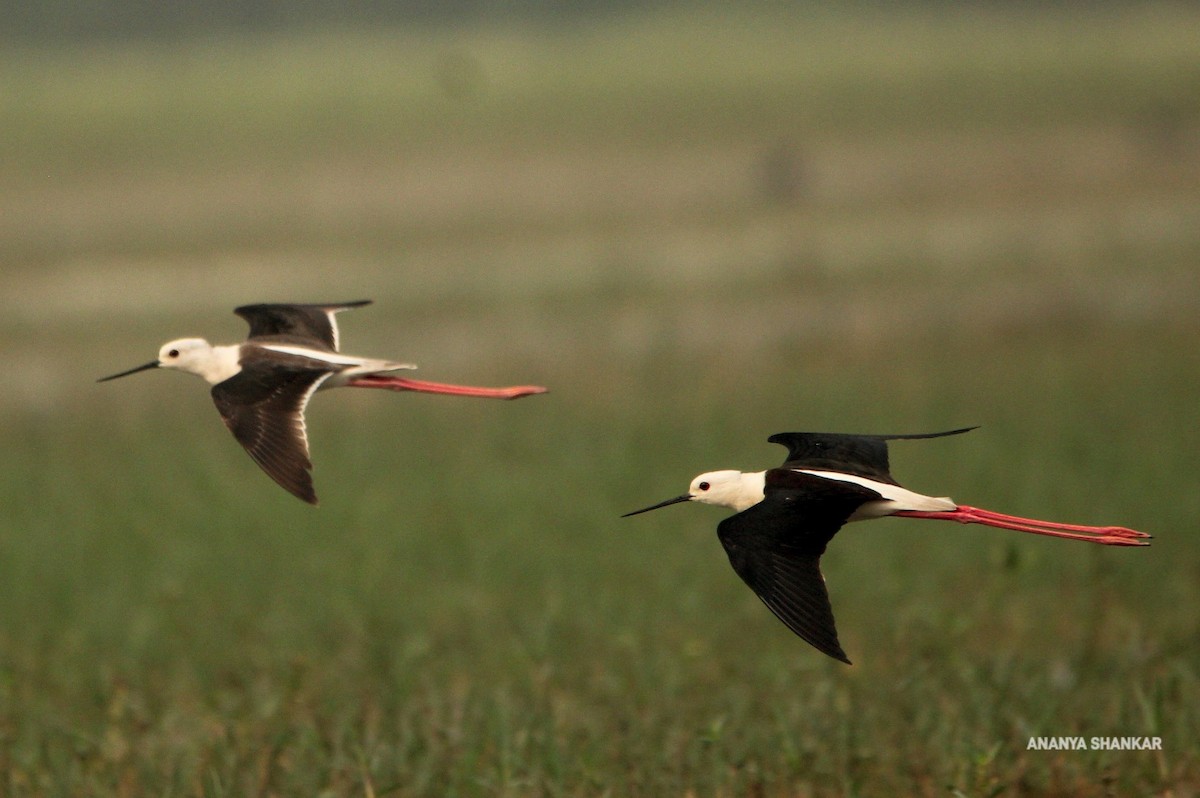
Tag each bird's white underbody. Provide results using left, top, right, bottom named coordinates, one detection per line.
left=684, top=467, right=955, bottom=519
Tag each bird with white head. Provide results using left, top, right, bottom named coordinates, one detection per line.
left=623, top=428, right=1149, bottom=664
left=99, top=301, right=547, bottom=504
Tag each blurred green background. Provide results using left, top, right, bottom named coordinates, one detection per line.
left=1, top=2, right=1198, bottom=795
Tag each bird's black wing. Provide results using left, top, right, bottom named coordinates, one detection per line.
left=716, top=469, right=882, bottom=664
left=766, top=428, right=976, bottom=485
left=234, top=301, right=371, bottom=352
left=210, top=357, right=334, bottom=504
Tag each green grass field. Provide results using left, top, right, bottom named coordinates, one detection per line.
left=1, top=5, right=1198, bottom=796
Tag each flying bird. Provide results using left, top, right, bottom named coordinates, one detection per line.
left=98, top=300, right=546, bottom=504
left=623, top=427, right=1149, bottom=663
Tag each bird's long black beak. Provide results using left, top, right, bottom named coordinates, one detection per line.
left=97, top=361, right=159, bottom=382
left=621, top=494, right=692, bottom=517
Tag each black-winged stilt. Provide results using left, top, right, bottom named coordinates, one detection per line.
left=622, top=427, right=1149, bottom=664
left=98, top=300, right=547, bottom=504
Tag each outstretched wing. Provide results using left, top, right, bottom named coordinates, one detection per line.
left=766, top=427, right=976, bottom=484
left=210, top=358, right=334, bottom=504
left=233, top=301, right=371, bottom=352
left=716, top=469, right=882, bottom=663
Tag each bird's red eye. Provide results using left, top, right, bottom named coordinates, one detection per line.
left=698, top=481, right=710, bottom=491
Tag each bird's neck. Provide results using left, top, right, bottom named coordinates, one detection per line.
left=191, top=344, right=242, bottom=385
left=730, top=471, right=767, bottom=512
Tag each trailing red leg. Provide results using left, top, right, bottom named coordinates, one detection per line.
left=893, top=506, right=1150, bottom=546
left=349, top=374, right=547, bottom=400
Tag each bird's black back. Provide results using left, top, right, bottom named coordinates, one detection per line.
left=234, top=301, right=371, bottom=352
left=716, top=469, right=883, bottom=664
left=766, top=427, right=976, bottom=485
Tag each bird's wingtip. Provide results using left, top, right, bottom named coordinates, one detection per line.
left=894, top=425, right=979, bottom=440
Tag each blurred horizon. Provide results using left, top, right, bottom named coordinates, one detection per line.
left=3, top=1, right=1156, bottom=43
left=3, top=1, right=1198, bottom=417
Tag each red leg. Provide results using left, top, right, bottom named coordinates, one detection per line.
left=894, top=506, right=1150, bottom=546
left=348, top=374, right=547, bottom=400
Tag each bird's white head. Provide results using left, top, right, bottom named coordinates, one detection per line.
left=157, top=338, right=242, bottom=384
left=156, top=338, right=214, bottom=375
left=622, top=469, right=766, bottom=517
left=97, top=337, right=239, bottom=385
left=687, top=470, right=765, bottom=512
